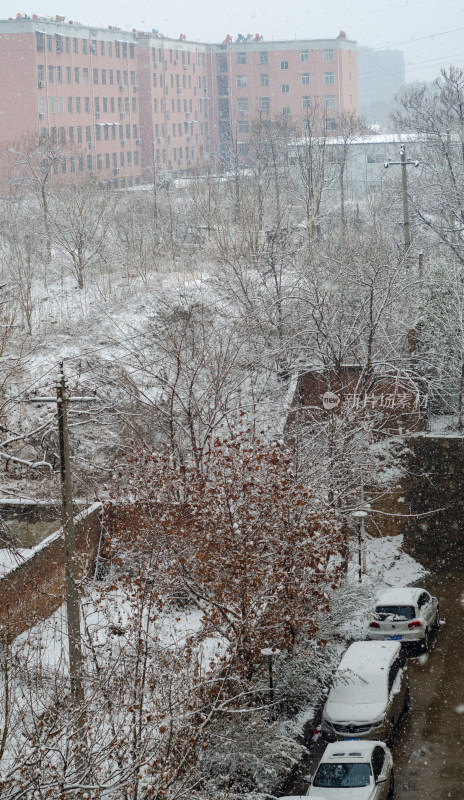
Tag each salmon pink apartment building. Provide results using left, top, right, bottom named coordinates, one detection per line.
left=0, top=16, right=358, bottom=189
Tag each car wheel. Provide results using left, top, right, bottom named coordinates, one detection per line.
left=433, top=609, right=440, bottom=631
left=422, top=627, right=430, bottom=651
left=388, top=770, right=395, bottom=798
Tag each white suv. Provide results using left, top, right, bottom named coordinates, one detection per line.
left=304, top=740, right=394, bottom=799
left=367, top=587, right=439, bottom=651
left=321, top=641, right=409, bottom=743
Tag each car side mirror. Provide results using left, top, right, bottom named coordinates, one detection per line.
left=376, top=776, right=388, bottom=784
left=302, top=774, right=312, bottom=784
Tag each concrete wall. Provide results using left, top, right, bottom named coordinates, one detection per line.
left=401, top=436, right=464, bottom=569
left=0, top=502, right=102, bottom=636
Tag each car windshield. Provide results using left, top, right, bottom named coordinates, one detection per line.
left=313, top=762, right=371, bottom=788
left=376, top=605, right=415, bottom=620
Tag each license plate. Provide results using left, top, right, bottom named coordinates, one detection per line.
left=387, top=635, right=402, bottom=640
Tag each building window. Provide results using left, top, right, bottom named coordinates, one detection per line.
left=236, top=52, right=246, bottom=64
left=280, top=61, right=288, bottom=70
left=95, top=97, right=100, bottom=113
left=134, top=150, right=139, bottom=165
left=84, top=97, right=90, bottom=113
left=282, top=107, right=291, bottom=116
left=301, top=73, right=310, bottom=85
left=326, top=117, right=337, bottom=130
left=108, top=42, right=112, bottom=57
left=67, top=97, right=73, bottom=113
left=302, top=96, right=311, bottom=109
left=260, top=51, right=268, bottom=64
left=59, top=126, right=65, bottom=142
left=109, top=69, right=114, bottom=85
left=87, top=154, right=93, bottom=171
left=122, top=42, right=127, bottom=58
left=104, top=125, right=109, bottom=141
left=50, top=97, right=55, bottom=114
left=260, top=74, right=269, bottom=86
left=90, top=39, right=97, bottom=56
left=74, top=67, right=79, bottom=84
left=38, top=64, right=44, bottom=83
left=93, top=68, right=99, bottom=85
left=39, top=97, right=46, bottom=116
left=238, top=98, right=248, bottom=115
left=75, top=97, right=81, bottom=113
left=237, top=142, right=249, bottom=157
left=103, top=97, right=108, bottom=112
left=325, top=95, right=336, bottom=108
left=58, top=97, right=64, bottom=113
left=218, top=98, right=229, bottom=118
left=323, top=49, right=334, bottom=62
left=112, top=125, right=116, bottom=140
left=86, top=125, right=91, bottom=142
left=130, top=43, right=135, bottom=59
left=66, top=66, right=71, bottom=83
left=57, top=66, right=62, bottom=83
left=97, top=153, right=102, bottom=169
left=236, top=75, right=247, bottom=87
left=324, top=72, right=335, bottom=84
left=82, top=39, right=87, bottom=55
left=83, top=68, right=89, bottom=85
left=260, top=96, right=270, bottom=110
left=216, top=53, right=228, bottom=72
left=65, top=37, right=70, bottom=53
left=78, top=156, right=84, bottom=172
left=36, top=32, right=45, bottom=52
left=73, top=38, right=78, bottom=54
left=47, top=35, right=53, bottom=52
left=48, top=66, right=54, bottom=83
left=300, top=50, right=309, bottom=62
left=69, top=126, right=74, bottom=142
left=132, top=98, right=137, bottom=112
left=77, top=126, right=82, bottom=142
left=238, top=120, right=249, bottom=133
left=115, top=41, right=120, bottom=57
left=281, top=84, right=290, bottom=93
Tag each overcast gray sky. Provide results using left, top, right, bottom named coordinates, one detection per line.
left=6, top=0, right=464, bottom=83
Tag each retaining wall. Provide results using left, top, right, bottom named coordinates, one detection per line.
left=0, top=502, right=102, bottom=636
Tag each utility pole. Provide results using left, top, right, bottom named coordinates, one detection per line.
left=28, top=364, right=96, bottom=781
left=384, top=144, right=421, bottom=255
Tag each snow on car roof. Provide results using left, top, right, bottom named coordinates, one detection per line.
left=338, top=640, right=401, bottom=674
left=322, top=740, right=382, bottom=760
left=375, top=587, right=424, bottom=606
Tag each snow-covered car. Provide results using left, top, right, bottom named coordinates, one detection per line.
left=367, top=587, right=440, bottom=651
left=321, top=641, right=409, bottom=743
left=305, top=740, right=394, bottom=799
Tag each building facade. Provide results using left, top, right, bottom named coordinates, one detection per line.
left=0, top=16, right=359, bottom=188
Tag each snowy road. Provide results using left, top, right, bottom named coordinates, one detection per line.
left=392, top=568, right=464, bottom=800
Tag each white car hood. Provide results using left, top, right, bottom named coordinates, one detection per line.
left=308, top=786, right=374, bottom=800
left=323, top=701, right=386, bottom=724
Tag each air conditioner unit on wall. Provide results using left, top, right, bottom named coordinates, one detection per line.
left=38, top=112, right=45, bottom=119
left=135, top=138, right=141, bottom=145
left=95, top=112, right=100, bottom=119
left=119, top=85, right=125, bottom=91
left=134, top=85, right=139, bottom=92
left=88, top=142, right=95, bottom=149
left=38, top=80, right=45, bottom=88
left=113, top=168, right=120, bottom=175
left=121, top=139, right=126, bottom=146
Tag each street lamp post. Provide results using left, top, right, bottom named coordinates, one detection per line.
left=261, top=648, right=280, bottom=711
left=352, top=510, right=368, bottom=584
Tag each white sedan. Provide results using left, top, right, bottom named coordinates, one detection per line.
left=281, top=740, right=394, bottom=800
left=367, top=587, right=439, bottom=651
